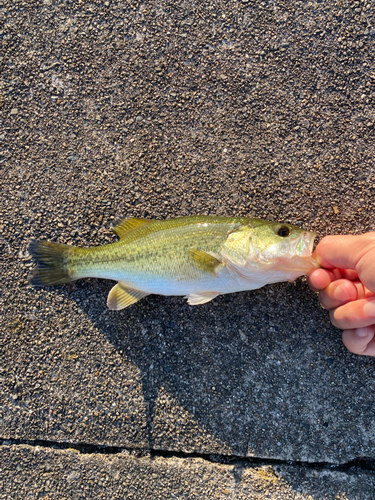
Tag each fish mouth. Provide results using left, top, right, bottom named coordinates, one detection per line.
left=295, top=231, right=316, bottom=257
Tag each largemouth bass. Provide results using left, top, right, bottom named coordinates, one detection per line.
left=28, top=216, right=318, bottom=310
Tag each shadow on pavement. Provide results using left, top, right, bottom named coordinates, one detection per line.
left=78, top=277, right=373, bottom=462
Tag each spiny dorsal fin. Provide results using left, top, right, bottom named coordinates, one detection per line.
left=186, top=291, right=220, bottom=305
left=188, top=248, right=222, bottom=274
left=107, top=283, right=149, bottom=310
left=112, top=217, right=151, bottom=240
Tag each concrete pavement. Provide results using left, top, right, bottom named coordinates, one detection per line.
left=1, top=0, right=375, bottom=497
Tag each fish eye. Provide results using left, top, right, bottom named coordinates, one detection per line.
left=277, top=226, right=290, bottom=237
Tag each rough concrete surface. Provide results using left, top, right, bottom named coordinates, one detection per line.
left=1, top=0, right=375, bottom=497
left=1, top=444, right=375, bottom=500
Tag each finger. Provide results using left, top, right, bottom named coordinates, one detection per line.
left=330, top=297, right=375, bottom=330
left=339, top=269, right=358, bottom=281
left=306, top=268, right=336, bottom=291
left=331, top=268, right=344, bottom=280
left=326, top=269, right=359, bottom=281
left=313, top=234, right=375, bottom=292
left=318, top=279, right=358, bottom=310
left=306, top=268, right=359, bottom=292
left=342, top=326, right=375, bottom=356
left=313, top=233, right=375, bottom=269
left=319, top=280, right=375, bottom=310
left=352, top=281, right=375, bottom=301
left=356, top=246, right=375, bottom=294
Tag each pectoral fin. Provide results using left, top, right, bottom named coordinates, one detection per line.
left=186, top=291, right=220, bottom=305
left=112, top=217, right=151, bottom=240
left=107, top=283, right=149, bottom=310
left=188, top=248, right=222, bottom=274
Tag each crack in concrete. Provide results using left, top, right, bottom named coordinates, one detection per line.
left=1, top=438, right=374, bottom=473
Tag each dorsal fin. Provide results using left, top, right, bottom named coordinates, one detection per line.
left=112, top=217, right=151, bottom=240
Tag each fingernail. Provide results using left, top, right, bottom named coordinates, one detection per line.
left=355, top=327, right=372, bottom=338
left=333, top=284, right=351, bottom=302
left=363, top=300, right=375, bottom=318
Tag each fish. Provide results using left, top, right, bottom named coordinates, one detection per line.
left=28, top=215, right=318, bottom=310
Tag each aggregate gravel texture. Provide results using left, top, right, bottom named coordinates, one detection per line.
left=1, top=0, right=375, bottom=492
left=1, top=444, right=375, bottom=500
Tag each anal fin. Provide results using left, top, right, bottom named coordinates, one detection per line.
left=186, top=291, right=220, bottom=305
left=107, top=283, right=149, bottom=310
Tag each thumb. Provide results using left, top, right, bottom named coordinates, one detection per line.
left=314, top=233, right=375, bottom=293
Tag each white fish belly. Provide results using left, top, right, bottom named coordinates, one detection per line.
left=94, top=267, right=276, bottom=296
left=79, top=259, right=309, bottom=297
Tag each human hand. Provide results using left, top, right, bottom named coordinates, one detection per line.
left=306, top=233, right=375, bottom=356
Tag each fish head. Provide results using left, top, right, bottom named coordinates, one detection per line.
left=249, top=220, right=316, bottom=261
left=223, top=219, right=318, bottom=276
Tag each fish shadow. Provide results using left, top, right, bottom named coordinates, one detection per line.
left=80, top=278, right=346, bottom=457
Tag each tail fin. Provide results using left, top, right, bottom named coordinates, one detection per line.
left=28, top=239, right=76, bottom=286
